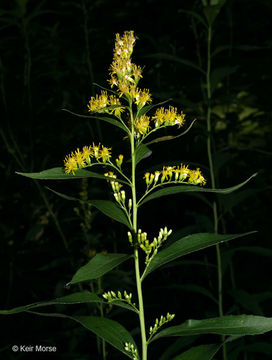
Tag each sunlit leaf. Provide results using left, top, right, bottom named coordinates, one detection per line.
left=173, top=344, right=221, bottom=360
left=151, top=315, right=272, bottom=341
left=17, top=167, right=127, bottom=184
left=0, top=292, right=136, bottom=314
left=69, top=253, right=132, bottom=285
left=142, top=232, right=255, bottom=279
left=47, top=188, right=131, bottom=228
left=139, top=173, right=257, bottom=206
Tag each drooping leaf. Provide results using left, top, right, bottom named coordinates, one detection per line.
left=72, top=316, right=137, bottom=357
left=21, top=312, right=137, bottom=358
left=173, top=344, right=221, bottom=360
left=16, top=167, right=128, bottom=184
left=0, top=292, right=136, bottom=315
left=142, top=232, right=255, bottom=279
left=47, top=188, right=131, bottom=228
left=62, top=108, right=128, bottom=132
left=135, top=144, right=152, bottom=165
left=69, top=253, right=132, bottom=285
left=145, top=119, right=197, bottom=146
left=139, top=173, right=257, bottom=206
left=151, top=315, right=272, bottom=341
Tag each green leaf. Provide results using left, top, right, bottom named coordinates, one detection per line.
left=69, top=253, right=132, bottom=285
left=47, top=188, right=131, bottom=228
left=0, top=292, right=100, bottom=315
left=142, top=232, right=255, bottom=279
left=62, top=109, right=128, bottom=132
left=203, top=3, right=225, bottom=25
left=73, top=316, right=137, bottom=357
left=139, top=173, right=257, bottom=206
left=135, top=144, right=152, bottom=166
left=16, top=167, right=127, bottom=184
left=151, top=315, right=272, bottom=341
left=144, top=53, right=205, bottom=74
left=173, top=344, right=221, bottom=360
left=22, top=312, right=137, bottom=358
left=145, top=119, right=197, bottom=146
left=137, top=99, right=170, bottom=118
left=0, top=292, right=137, bottom=315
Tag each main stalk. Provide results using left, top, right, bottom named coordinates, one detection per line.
left=130, top=110, right=147, bottom=360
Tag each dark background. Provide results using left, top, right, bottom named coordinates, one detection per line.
left=1, top=0, right=272, bottom=359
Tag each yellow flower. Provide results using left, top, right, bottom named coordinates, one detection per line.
left=135, top=115, right=150, bottom=137
left=108, top=95, right=125, bottom=117
left=87, top=91, right=109, bottom=113
left=134, top=88, right=152, bottom=107
left=92, top=143, right=101, bottom=159
left=73, top=149, right=86, bottom=168
left=152, top=106, right=185, bottom=128
left=188, top=168, right=206, bottom=186
left=82, top=146, right=92, bottom=165
left=64, top=155, right=78, bottom=175
left=100, top=145, right=112, bottom=162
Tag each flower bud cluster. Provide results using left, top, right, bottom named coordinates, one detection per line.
left=124, top=342, right=139, bottom=360
left=145, top=227, right=172, bottom=265
left=149, top=313, right=175, bottom=338
left=64, top=143, right=112, bottom=175
left=102, top=290, right=136, bottom=308
left=115, top=154, right=124, bottom=168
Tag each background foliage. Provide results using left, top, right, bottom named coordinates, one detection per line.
left=1, top=0, right=272, bottom=359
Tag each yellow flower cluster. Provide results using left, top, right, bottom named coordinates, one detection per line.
left=64, top=144, right=112, bottom=175
left=144, top=164, right=206, bottom=186
left=108, top=30, right=152, bottom=107
left=152, top=106, right=186, bottom=128
left=135, top=115, right=151, bottom=137
left=87, top=91, right=124, bottom=117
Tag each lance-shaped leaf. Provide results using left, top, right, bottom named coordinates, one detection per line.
left=139, top=173, right=257, bottom=206
left=173, top=344, right=221, bottom=360
left=17, top=311, right=137, bottom=358
left=47, top=188, right=131, bottom=228
left=0, top=292, right=137, bottom=315
left=142, top=232, right=255, bottom=280
left=16, top=167, right=128, bottom=184
left=69, top=253, right=132, bottom=285
left=62, top=109, right=128, bottom=132
left=73, top=316, right=137, bottom=357
left=151, top=315, right=272, bottom=341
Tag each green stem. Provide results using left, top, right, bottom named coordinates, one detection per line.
left=97, top=278, right=107, bottom=360
left=206, top=24, right=227, bottom=360
left=130, top=109, right=147, bottom=360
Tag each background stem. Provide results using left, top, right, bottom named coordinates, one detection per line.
left=206, top=24, right=227, bottom=360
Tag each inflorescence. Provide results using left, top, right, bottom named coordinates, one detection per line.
left=144, top=164, right=206, bottom=188
left=64, top=143, right=112, bottom=174
left=149, top=313, right=175, bottom=340
left=128, top=227, right=172, bottom=264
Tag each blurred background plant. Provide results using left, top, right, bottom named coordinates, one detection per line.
left=1, top=0, right=272, bottom=359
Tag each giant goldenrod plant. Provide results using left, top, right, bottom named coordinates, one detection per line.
left=1, top=30, right=271, bottom=360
